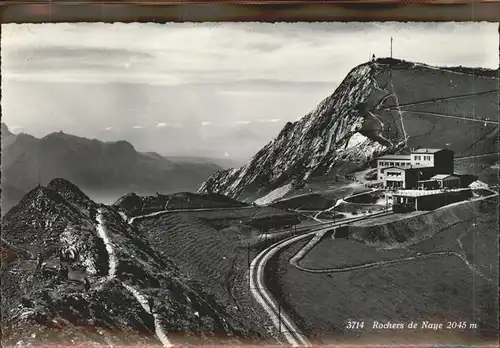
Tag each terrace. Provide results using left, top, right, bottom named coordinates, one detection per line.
left=394, top=188, right=470, bottom=197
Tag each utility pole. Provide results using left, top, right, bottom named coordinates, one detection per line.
left=390, top=37, right=393, bottom=58
left=385, top=190, right=388, bottom=211
left=278, top=303, right=281, bottom=334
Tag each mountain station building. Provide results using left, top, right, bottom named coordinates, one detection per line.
left=376, top=148, right=455, bottom=189
left=374, top=148, right=476, bottom=211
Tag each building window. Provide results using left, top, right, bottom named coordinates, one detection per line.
left=415, top=155, right=421, bottom=160
left=387, top=172, right=402, bottom=177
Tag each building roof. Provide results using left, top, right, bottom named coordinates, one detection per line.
left=381, top=165, right=432, bottom=172
left=377, top=154, right=411, bottom=160
left=431, top=174, right=459, bottom=180
left=394, top=188, right=470, bottom=197
left=411, top=148, right=448, bottom=154
left=381, top=166, right=408, bottom=172
left=394, top=189, right=445, bottom=197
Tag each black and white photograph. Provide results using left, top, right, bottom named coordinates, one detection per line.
left=1, top=21, right=499, bottom=347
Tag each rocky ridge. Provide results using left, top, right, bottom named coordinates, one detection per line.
left=198, top=58, right=499, bottom=202
left=198, top=61, right=392, bottom=202
left=1, top=178, right=260, bottom=346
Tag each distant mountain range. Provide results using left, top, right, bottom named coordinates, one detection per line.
left=1, top=123, right=225, bottom=214
left=1, top=178, right=259, bottom=346
left=199, top=58, right=499, bottom=202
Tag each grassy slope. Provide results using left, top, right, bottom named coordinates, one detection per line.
left=275, top=245, right=497, bottom=344
left=402, top=92, right=497, bottom=122
left=385, top=66, right=498, bottom=106
left=400, top=111, right=497, bottom=157
left=300, top=238, right=409, bottom=269
left=350, top=197, right=497, bottom=248
left=454, top=154, right=499, bottom=186
left=271, top=193, right=334, bottom=211
left=275, top=182, right=371, bottom=210
left=271, top=197, right=498, bottom=344
left=135, top=212, right=276, bottom=343
left=408, top=198, right=498, bottom=280
left=375, top=64, right=498, bottom=156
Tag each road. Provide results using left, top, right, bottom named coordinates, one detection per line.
left=249, top=211, right=391, bottom=347
left=391, top=109, right=500, bottom=126
left=288, top=195, right=498, bottom=283
left=382, top=89, right=498, bottom=110
left=455, top=152, right=500, bottom=160
left=127, top=205, right=254, bottom=224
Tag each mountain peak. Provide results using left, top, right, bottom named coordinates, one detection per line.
left=5, top=185, right=71, bottom=217
left=46, top=178, right=95, bottom=210
left=199, top=59, right=498, bottom=202
left=199, top=60, right=382, bottom=201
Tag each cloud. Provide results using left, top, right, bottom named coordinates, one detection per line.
left=104, top=127, right=112, bottom=131
left=9, top=125, right=23, bottom=132
left=258, top=118, right=281, bottom=123
left=3, top=22, right=496, bottom=86
left=235, top=120, right=251, bottom=124
left=156, top=122, right=169, bottom=128
left=201, top=121, right=212, bottom=126
left=132, top=125, right=143, bottom=129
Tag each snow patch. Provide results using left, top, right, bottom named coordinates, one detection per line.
left=469, top=180, right=489, bottom=189
left=345, top=132, right=368, bottom=150
left=254, top=183, right=293, bottom=206
left=118, top=211, right=128, bottom=223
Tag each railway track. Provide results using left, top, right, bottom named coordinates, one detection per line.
left=249, top=210, right=393, bottom=347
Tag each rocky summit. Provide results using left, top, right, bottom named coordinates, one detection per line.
left=1, top=178, right=260, bottom=347
left=198, top=58, right=498, bottom=203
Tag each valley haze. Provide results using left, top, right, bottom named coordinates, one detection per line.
left=1, top=22, right=499, bottom=348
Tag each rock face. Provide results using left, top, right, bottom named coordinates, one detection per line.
left=198, top=59, right=499, bottom=202
left=198, top=61, right=390, bottom=201
left=1, top=178, right=260, bottom=346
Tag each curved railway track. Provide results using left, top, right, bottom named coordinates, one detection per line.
left=249, top=211, right=393, bottom=347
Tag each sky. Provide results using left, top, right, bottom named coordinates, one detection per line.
left=2, top=22, right=498, bottom=163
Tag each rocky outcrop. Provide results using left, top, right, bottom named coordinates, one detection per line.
left=1, top=178, right=261, bottom=346
left=199, top=58, right=498, bottom=203
left=198, top=61, right=395, bottom=202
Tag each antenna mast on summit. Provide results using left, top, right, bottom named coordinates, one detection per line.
left=390, top=37, right=393, bottom=58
